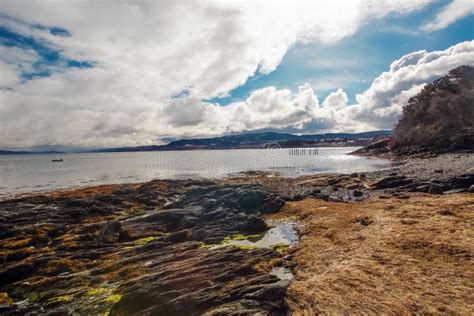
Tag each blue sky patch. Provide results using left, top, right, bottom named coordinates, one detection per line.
left=49, top=26, right=71, bottom=37
left=0, top=15, right=93, bottom=82
left=209, top=1, right=474, bottom=105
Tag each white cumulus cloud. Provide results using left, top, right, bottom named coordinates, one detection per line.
left=422, top=0, right=474, bottom=31
left=1, top=0, right=472, bottom=148
left=347, top=40, right=474, bottom=130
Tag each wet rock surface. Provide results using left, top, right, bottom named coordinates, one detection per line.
left=0, top=180, right=287, bottom=315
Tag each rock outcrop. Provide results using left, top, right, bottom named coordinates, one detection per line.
left=0, top=180, right=287, bottom=315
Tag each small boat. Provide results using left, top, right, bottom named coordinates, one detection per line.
left=51, top=159, right=63, bottom=162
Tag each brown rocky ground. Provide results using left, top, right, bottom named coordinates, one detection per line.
left=277, top=194, right=473, bottom=315
left=0, top=180, right=288, bottom=315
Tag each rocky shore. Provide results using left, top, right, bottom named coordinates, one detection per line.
left=0, top=181, right=290, bottom=315
left=1, top=153, right=473, bottom=315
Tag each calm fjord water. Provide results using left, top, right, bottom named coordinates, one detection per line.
left=0, top=147, right=390, bottom=197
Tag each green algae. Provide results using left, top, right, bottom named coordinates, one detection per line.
left=133, top=236, right=158, bottom=245
left=270, top=243, right=289, bottom=255
left=198, top=241, right=213, bottom=249
left=223, top=234, right=263, bottom=242
left=47, top=295, right=72, bottom=304
left=24, top=291, right=39, bottom=302
left=121, top=235, right=161, bottom=249
left=103, top=293, right=122, bottom=304
left=201, top=240, right=261, bottom=251
left=199, top=236, right=263, bottom=250
left=130, top=233, right=170, bottom=247
left=232, top=244, right=261, bottom=250
left=0, top=292, right=13, bottom=305
left=86, top=287, right=111, bottom=297
left=199, top=222, right=297, bottom=256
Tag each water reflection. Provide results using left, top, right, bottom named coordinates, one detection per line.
left=270, top=267, right=294, bottom=281
left=0, top=147, right=391, bottom=196
left=224, top=222, right=298, bottom=248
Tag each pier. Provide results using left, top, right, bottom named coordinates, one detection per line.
left=288, top=148, right=319, bottom=155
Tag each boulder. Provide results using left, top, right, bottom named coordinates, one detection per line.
left=370, top=176, right=413, bottom=189
left=313, top=193, right=330, bottom=201
left=259, top=197, right=285, bottom=214
left=428, top=185, right=444, bottom=195
left=468, top=185, right=474, bottom=193
left=98, top=220, right=122, bottom=243
left=448, top=174, right=474, bottom=189
left=243, top=280, right=289, bottom=300
left=353, top=190, right=364, bottom=197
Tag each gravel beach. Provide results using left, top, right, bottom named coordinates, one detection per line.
left=368, top=153, right=474, bottom=181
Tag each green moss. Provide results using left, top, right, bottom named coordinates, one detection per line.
left=270, top=243, right=289, bottom=255
left=200, top=240, right=260, bottom=251
left=200, top=234, right=288, bottom=253
left=232, top=245, right=261, bottom=250
left=0, top=292, right=13, bottom=305
left=47, top=295, right=72, bottom=304
left=223, top=234, right=262, bottom=243
left=103, top=293, right=122, bottom=304
left=86, top=288, right=110, bottom=297
left=198, top=241, right=213, bottom=249
left=24, top=291, right=39, bottom=302
left=133, top=236, right=158, bottom=245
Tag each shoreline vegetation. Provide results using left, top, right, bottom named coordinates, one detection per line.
left=0, top=152, right=473, bottom=315
left=353, top=66, right=474, bottom=160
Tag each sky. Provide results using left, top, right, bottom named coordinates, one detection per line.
left=0, top=0, right=473, bottom=150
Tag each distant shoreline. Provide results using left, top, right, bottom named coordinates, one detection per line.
left=0, top=130, right=391, bottom=154
left=0, top=144, right=358, bottom=155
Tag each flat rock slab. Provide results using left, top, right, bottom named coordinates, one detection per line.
left=0, top=180, right=287, bottom=315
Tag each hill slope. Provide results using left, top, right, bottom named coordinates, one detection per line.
left=96, top=131, right=391, bottom=152
left=394, top=65, right=474, bottom=152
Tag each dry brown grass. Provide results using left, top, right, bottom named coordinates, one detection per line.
left=278, top=194, right=474, bottom=315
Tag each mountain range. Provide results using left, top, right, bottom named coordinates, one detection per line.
left=0, top=130, right=391, bottom=154
left=95, top=130, right=391, bottom=152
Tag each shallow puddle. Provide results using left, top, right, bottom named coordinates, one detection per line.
left=210, top=221, right=299, bottom=281
left=225, top=221, right=298, bottom=248
left=270, top=266, right=294, bottom=280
